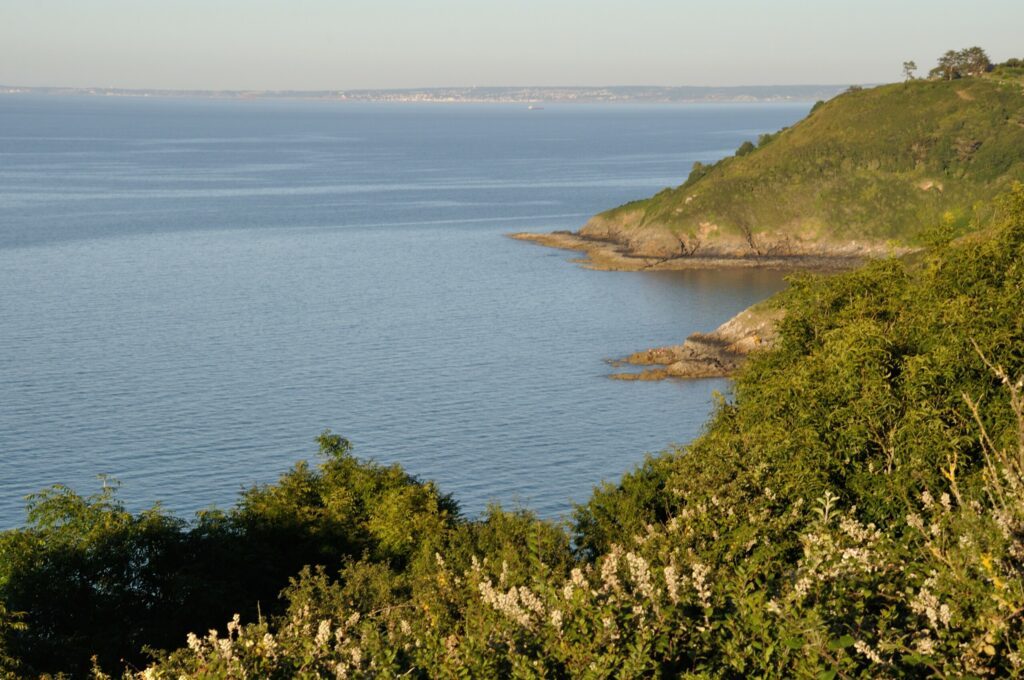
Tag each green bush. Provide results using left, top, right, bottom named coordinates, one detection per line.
left=119, top=187, right=1024, bottom=678
left=7, top=183, right=1024, bottom=676
left=0, top=432, right=459, bottom=676
left=735, top=140, right=756, bottom=157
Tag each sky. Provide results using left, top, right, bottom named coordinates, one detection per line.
left=2, top=0, right=1022, bottom=90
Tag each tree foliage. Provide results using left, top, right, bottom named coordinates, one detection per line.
left=0, top=433, right=459, bottom=676
left=735, top=140, right=756, bottom=157
left=929, top=46, right=992, bottom=80
left=7, top=186, right=1021, bottom=678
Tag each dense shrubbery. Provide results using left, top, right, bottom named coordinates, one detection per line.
left=0, top=433, right=459, bottom=677
left=994, top=60, right=1024, bottom=81
left=4, top=188, right=1024, bottom=677
left=147, top=184, right=1022, bottom=677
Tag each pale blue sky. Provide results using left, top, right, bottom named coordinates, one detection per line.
left=3, top=0, right=1021, bottom=89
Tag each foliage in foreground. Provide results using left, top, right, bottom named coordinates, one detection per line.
left=4, top=186, right=1024, bottom=677
left=0, top=434, right=459, bottom=677
left=125, top=188, right=1024, bottom=677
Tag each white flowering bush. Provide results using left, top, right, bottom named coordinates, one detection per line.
left=136, top=348, right=1024, bottom=677
left=122, top=187, right=1024, bottom=678
left=139, top=404, right=1024, bottom=678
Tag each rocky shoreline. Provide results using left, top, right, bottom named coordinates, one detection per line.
left=508, top=230, right=879, bottom=272
left=510, top=227, right=892, bottom=380
left=607, top=304, right=785, bottom=380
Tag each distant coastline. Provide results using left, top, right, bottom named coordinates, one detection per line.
left=0, top=84, right=850, bottom=104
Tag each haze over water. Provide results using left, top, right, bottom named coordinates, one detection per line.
left=0, top=96, right=806, bottom=526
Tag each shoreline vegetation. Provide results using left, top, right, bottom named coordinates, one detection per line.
left=7, top=180, right=1019, bottom=678
left=5, top=53, right=1024, bottom=678
left=512, top=61, right=1024, bottom=380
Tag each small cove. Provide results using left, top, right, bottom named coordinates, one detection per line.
left=0, top=96, right=805, bottom=525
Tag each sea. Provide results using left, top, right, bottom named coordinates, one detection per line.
left=0, top=95, right=808, bottom=527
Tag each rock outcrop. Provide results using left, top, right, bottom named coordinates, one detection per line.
left=609, top=305, right=785, bottom=380
left=509, top=230, right=892, bottom=272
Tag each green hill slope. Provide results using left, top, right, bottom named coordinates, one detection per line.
left=582, top=74, right=1024, bottom=260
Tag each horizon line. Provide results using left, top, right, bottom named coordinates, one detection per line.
left=2, top=82, right=857, bottom=92
left=0, top=82, right=856, bottom=105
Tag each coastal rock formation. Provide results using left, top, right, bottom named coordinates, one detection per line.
left=609, top=305, right=784, bottom=380
left=508, top=230, right=873, bottom=271
left=577, top=212, right=911, bottom=262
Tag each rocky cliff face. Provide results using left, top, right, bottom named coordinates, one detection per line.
left=580, top=212, right=913, bottom=262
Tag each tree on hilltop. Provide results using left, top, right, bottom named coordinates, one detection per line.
left=928, top=47, right=992, bottom=80
left=961, top=46, right=992, bottom=76
left=931, top=49, right=962, bottom=80
left=902, top=60, right=917, bottom=81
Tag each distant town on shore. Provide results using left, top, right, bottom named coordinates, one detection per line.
left=0, top=84, right=849, bottom=103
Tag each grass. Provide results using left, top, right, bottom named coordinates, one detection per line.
left=599, top=76, right=1024, bottom=247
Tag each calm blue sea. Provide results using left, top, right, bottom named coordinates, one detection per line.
left=0, top=96, right=807, bottom=526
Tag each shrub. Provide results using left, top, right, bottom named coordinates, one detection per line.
left=735, top=140, right=756, bottom=157
left=129, top=186, right=1024, bottom=678
left=0, top=432, right=459, bottom=676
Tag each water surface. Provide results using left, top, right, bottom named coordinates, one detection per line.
left=0, top=96, right=804, bottom=525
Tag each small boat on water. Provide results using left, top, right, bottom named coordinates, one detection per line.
left=528, top=105, right=544, bottom=110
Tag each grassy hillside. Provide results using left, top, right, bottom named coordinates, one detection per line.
left=584, top=74, right=1024, bottom=258
left=3, top=184, right=1022, bottom=678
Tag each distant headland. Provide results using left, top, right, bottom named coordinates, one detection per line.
left=0, top=84, right=849, bottom=104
